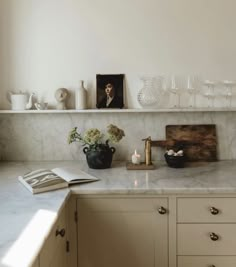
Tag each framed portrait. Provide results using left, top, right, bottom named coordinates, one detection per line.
left=96, top=74, right=124, bottom=109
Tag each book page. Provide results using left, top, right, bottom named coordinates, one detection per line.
left=52, top=167, right=98, bottom=183
left=22, top=169, right=67, bottom=189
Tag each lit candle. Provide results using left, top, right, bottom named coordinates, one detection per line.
left=132, top=149, right=141, bottom=165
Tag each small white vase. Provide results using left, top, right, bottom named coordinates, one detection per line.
left=75, top=80, right=87, bottom=109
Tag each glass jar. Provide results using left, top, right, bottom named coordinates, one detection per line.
left=137, top=76, right=159, bottom=108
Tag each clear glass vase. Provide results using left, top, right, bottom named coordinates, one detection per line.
left=137, top=77, right=159, bottom=108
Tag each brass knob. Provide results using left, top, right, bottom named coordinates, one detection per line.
left=210, top=207, right=219, bottom=215
left=56, top=228, right=66, bottom=237
left=209, top=232, right=219, bottom=241
left=158, top=206, right=167, bottom=215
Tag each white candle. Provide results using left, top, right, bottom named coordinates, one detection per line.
left=132, top=149, right=141, bottom=165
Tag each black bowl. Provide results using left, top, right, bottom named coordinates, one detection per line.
left=164, top=153, right=185, bottom=168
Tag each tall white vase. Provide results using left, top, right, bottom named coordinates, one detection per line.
left=75, top=80, right=87, bottom=109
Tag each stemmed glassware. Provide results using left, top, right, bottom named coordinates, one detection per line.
left=186, top=76, right=196, bottom=108
left=204, top=80, right=216, bottom=108
left=222, top=80, right=235, bottom=108
left=168, top=75, right=180, bottom=108
left=155, top=75, right=236, bottom=109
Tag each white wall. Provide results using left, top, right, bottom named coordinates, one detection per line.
left=1, top=0, right=236, bottom=109
left=1, top=0, right=236, bottom=161
left=0, top=0, right=7, bottom=108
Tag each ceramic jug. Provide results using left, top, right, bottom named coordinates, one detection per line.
left=7, top=92, right=34, bottom=110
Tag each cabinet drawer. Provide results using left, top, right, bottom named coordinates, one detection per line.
left=177, top=198, right=236, bottom=223
left=78, top=198, right=168, bottom=212
left=178, top=256, right=236, bottom=267
left=178, top=224, right=236, bottom=255
left=40, top=207, right=66, bottom=267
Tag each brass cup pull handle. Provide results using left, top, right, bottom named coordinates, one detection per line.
left=56, top=228, right=66, bottom=237
left=209, top=232, right=219, bottom=241
left=210, top=207, right=219, bottom=215
left=209, top=265, right=216, bottom=267
left=158, top=206, right=167, bottom=215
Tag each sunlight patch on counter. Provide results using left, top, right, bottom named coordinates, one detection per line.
left=2, top=209, right=56, bottom=267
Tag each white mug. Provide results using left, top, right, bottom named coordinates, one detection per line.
left=11, top=94, right=27, bottom=110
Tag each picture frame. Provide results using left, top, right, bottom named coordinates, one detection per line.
left=96, top=74, right=124, bottom=109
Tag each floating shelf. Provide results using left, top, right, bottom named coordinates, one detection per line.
left=0, top=108, right=235, bottom=114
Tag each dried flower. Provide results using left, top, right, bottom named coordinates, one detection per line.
left=83, top=128, right=103, bottom=145
left=68, top=124, right=125, bottom=148
left=68, top=127, right=82, bottom=144
left=107, top=124, right=125, bottom=143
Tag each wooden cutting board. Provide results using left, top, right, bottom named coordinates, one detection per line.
left=165, top=124, right=217, bottom=162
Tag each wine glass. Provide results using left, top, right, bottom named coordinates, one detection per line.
left=186, top=76, right=196, bottom=108
left=203, top=80, right=215, bottom=108
left=222, top=80, right=235, bottom=109
left=168, top=75, right=180, bottom=108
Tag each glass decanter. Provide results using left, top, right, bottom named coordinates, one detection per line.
left=137, top=76, right=159, bottom=108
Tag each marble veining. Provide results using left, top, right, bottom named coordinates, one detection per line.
left=1, top=160, right=236, bottom=266
left=0, top=111, right=236, bottom=161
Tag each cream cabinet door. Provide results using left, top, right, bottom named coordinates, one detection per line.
left=46, top=239, right=67, bottom=267
left=77, top=198, right=168, bottom=267
left=31, top=257, right=39, bottom=267
left=40, top=206, right=67, bottom=267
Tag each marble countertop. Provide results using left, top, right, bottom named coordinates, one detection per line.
left=1, top=160, right=236, bottom=267
left=69, top=160, right=236, bottom=195
left=0, top=162, right=70, bottom=267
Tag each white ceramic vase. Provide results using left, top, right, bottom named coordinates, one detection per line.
left=75, top=80, right=87, bottom=109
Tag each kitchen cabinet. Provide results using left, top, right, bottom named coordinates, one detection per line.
left=4, top=161, right=236, bottom=267
left=39, top=205, right=68, bottom=267
left=77, top=197, right=168, bottom=267
left=31, top=257, right=39, bottom=267
left=74, top=195, right=236, bottom=267
left=177, top=197, right=236, bottom=267
left=178, top=256, right=236, bottom=267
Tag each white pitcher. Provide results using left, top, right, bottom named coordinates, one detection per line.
left=7, top=92, right=34, bottom=110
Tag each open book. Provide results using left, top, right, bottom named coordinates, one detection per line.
left=18, top=167, right=99, bottom=194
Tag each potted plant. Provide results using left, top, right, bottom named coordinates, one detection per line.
left=68, top=124, right=125, bottom=169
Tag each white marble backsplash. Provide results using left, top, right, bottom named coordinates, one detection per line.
left=0, top=112, right=235, bottom=161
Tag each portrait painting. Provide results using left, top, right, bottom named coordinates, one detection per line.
left=96, top=74, right=124, bottom=109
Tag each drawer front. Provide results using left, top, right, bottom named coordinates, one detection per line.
left=78, top=198, right=168, bottom=212
left=178, top=224, right=236, bottom=255
left=178, top=256, right=236, bottom=267
left=177, top=198, right=236, bottom=223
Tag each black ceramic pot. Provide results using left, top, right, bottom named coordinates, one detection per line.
left=83, top=146, right=116, bottom=169
left=164, top=153, right=185, bottom=168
